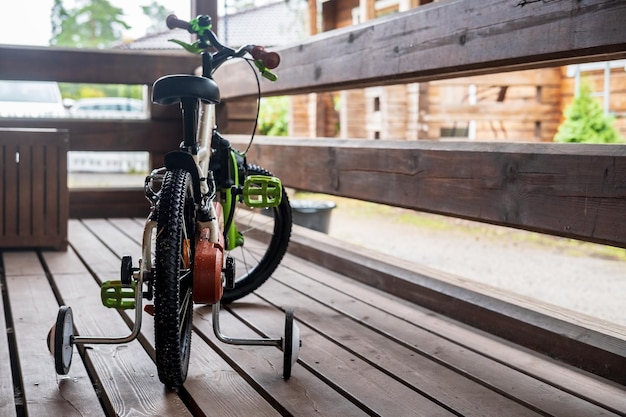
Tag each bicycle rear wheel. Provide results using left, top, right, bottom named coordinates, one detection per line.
left=221, top=164, right=292, bottom=303
left=154, top=168, right=195, bottom=389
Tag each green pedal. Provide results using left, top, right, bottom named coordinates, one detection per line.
left=101, top=280, right=136, bottom=309
left=243, top=175, right=282, bottom=208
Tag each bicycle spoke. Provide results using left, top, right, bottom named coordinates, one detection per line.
left=179, top=288, right=192, bottom=334
left=181, top=222, right=191, bottom=268
left=178, top=269, right=192, bottom=284
left=221, top=166, right=291, bottom=303
left=235, top=209, right=274, bottom=235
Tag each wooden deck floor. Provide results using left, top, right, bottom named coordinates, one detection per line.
left=1, top=218, right=625, bottom=416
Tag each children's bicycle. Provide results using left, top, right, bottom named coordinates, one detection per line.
left=48, top=13, right=299, bottom=389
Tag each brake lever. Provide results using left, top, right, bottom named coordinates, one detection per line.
left=168, top=39, right=204, bottom=54
left=253, top=60, right=278, bottom=82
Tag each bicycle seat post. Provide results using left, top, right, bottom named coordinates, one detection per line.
left=181, top=97, right=200, bottom=153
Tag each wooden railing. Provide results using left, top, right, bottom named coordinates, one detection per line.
left=0, top=0, right=625, bottom=383
left=215, top=0, right=626, bottom=97
left=0, top=47, right=195, bottom=217
left=0, top=45, right=260, bottom=216
left=220, top=0, right=626, bottom=385
left=215, top=0, right=626, bottom=252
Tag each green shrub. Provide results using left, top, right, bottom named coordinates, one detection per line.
left=554, top=83, right=624, bottom=144
left=258, top=96, right=289, bottom=136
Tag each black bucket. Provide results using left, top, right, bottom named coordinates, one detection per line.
left=290, top=200, right=336, bottom=234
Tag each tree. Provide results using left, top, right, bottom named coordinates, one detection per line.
left=50, top=0, right=130, bottom=48
left=554, top=83, right=624, bottom=144
left=224, top=0, right=256, bottom=15
left=258, top=96, right=289, bottom=136
left=142, top=1, right=171, bottom=35
left=50, top=0, right=69, bottom=44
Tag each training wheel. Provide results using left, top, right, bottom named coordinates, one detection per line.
left=282, top=309, right=300, bottom=380
left=47, top=306, right=75, bottom=375
left=120, top=255, right=133, bottom=286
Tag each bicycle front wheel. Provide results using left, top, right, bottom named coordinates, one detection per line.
left=154, top=168, right=195, bottom=389
left=221, top=164, right=292, bottom=303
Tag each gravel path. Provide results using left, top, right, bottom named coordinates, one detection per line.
left=311, top=196, right=626, bottom=328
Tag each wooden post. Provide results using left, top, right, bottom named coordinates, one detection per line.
left=402, top=0, right=428, bottom=140
left=415, top=82, right=430, bottom=139
left=302, top=0, right=324, bottom=139
left=359, top=0, right=375, bottom=22
left=191, top=0, right=218, bottom=34
left=308, top=0, right=318, bottom=36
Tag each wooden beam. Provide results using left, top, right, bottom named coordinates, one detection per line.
left=230, top=136, right=626, bottom=248
left=0, top=46, right=198, bottom=84
left=69, top=188, right=148, bottom=218
left=0, top=119, right=180, bottom=153
left=216, top=0, right=626, bottom=99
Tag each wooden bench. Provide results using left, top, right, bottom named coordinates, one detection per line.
left=1, top=219, right=624, bottom=416
left=0, top=128, right=68, bottom=250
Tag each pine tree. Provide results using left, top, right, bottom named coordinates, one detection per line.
left=554, top=83, right=624, bottom=144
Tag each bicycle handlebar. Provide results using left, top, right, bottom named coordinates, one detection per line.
left=166, top=14, right=192, bottom=31
left=245, top=45, right=280, bottom=70
left=166, top=14, right=280, bottom=71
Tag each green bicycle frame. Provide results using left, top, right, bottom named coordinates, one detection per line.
left=222, top=149, right=244, bottom=251
left=219, top=148, right=283, bottom=252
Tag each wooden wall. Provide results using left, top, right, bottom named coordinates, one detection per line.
left=290, top=93, right=338, bottom=138
left=424, top=67, right=563, bottom=142
left=292, top=69, right=565, bottom=143
left=322, top=0, right=359, bottom=30
left=339, top=89, right=366, bottom=139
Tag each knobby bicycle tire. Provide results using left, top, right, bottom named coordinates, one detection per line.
left=155, top=168, right=195, bottom=389
left=221, top=164, right=292, bottom=303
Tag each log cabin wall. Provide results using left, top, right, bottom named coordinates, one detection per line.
left=425, top=67, right=563, bottom=142
left=322, top=0, right=359, bottom=30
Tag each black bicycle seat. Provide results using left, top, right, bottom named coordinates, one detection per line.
left=152, top=75, right=220, bottom=105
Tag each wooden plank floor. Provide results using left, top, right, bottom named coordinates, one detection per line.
left=1, top=218, right=625, bottom=416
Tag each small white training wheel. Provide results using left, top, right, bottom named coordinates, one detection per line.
left=50, top=306, right=75, bottom=375
left=282, top=309, right=300, bottom=380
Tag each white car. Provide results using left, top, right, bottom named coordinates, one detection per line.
left=0, top=80, right=67, bottom=118
left=70, top=97, right=145, bottom=119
